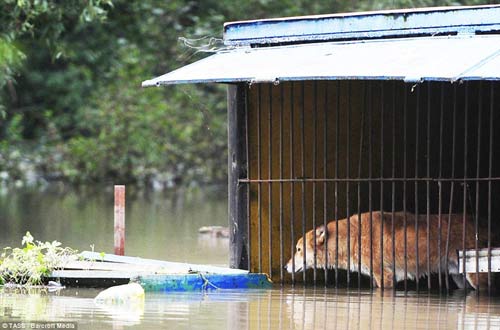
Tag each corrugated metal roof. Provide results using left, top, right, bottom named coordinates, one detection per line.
left=142, top=35, right=500, bottom=87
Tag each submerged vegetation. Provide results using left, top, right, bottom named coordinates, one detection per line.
left=0, top=232, right=76, bottom=286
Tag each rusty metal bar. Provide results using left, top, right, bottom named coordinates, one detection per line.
left=334, top=81, right=340, bottom=288
left=312, top=81, right=318, bottom=284
left=268, top=84, right=273, bottom=279
left=474, top=81, right=483, bottom=294
left=426, top=82, right=431, bottom=290
left=445, top=84, right=458, bottom=292
left=391, top=81, right=397, bottom=290
left=379, top=81, right=385, bottom=291
left=357, top=82, right=366, bottom=289
left=346, top=81, right=352, bottom=288
left=290, top=82, right=296, bottom=284
left=239, top=177, right=500, bottom=184
left=246, top=87, right=251, bottom=272
left=301, top=82, right=307, bottom=284
left=437, top=82, right=444, bottom=291
left=403, top=83, right=408, bottom=293
left=488, top=82, right=494, bottom=294
left=246, top=87, right=251, bottom=271
left=279, top=84, right=284, bottom=284
left=368, top=82, right=374, bottom=290
left=415, top=85, right=420, bottom=291
left=257, top=84, right=263, bottom=273
left=323, top=82, right=329, bottom=286
left=267, top=84, right=273, bottom=278
left=462, top=82, right=469, bottom=290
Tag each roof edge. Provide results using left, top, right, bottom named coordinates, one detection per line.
left=223, top=5, right=500, bottom=46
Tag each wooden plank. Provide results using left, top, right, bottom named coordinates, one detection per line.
left=58, top=260, right=188, bottom=274
left=136, top=273, right=272, bottom=292
left=457, top=248, right=500, bottom=273
left=79, top=251, right=249, bottom=275
left=47, top=270, right=132, bottom=288
left=50, top=270, right=140, bottom=279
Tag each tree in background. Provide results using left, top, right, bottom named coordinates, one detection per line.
left=0, top=0, right=494, bottom=189
left=0, top=0, right=112, bottom=185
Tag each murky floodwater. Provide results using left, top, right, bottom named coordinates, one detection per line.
left=2, top=287, right=500, bottom=329
left=1, top=187, right=500, bottom=329
left=0, top=186, right=229, bottom=266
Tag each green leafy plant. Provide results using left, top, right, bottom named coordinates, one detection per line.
left=0, top=232, right=77, bottom=286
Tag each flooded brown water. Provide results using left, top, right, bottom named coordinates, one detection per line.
left=2, top=287, right=500, bottom=329
left=1, top=187, right=500, bottom=329
left=0, top=186, right=229, bottom=266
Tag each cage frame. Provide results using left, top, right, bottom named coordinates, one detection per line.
left=143, top=5, right=500, bottom=293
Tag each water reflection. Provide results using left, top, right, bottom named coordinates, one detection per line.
left=95, top=299, right=144, bottom=327
left=2, top=287, right=500, bottom=329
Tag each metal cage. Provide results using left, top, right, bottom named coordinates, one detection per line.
left=142, top=5, right=500, bottom=293
left=232, top=80, right=500, bottom=292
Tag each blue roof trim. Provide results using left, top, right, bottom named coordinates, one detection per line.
left=224, top=5, right=500, bottom=46
left=142, top=6, right=500, bottom=87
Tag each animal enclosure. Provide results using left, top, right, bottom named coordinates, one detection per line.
left=142, top=5, right=500, bottom=292
left=234, top=80, right=500, bottom=291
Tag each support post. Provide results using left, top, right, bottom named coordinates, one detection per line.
left=114, top=185, right=125, bottom=256
left=228, top=84, right=249, bottom=270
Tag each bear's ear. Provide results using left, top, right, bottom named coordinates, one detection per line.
left=315, top=225, right=327, bottom=245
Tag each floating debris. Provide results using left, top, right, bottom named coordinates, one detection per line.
left=94, top=283, right=145, bottom=304
left=198, top=226, right=229, bottom=238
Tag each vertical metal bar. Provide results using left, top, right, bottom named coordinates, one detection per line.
left=323, top=82, right=329, bottom=286
left=462, top=82, right=469, bottom=290
left=290, top=82, right=296, bottom=284
left=380, top=81, right=385, bottom=291
left=335, top=81, right=340, bottom=287
left=279, top=84, right=284, bottom=284
left=415, top=85, right=420, bottom=292
left=312, top=81, right=318, bottom=285
left=268, top=84, right=273, bottom=279
left=245, top=87, right=250, bottom=272
left=257, top=84, right=263, bottom=274
left=391, top=81, right=397, bottom=290
left=357, top=82, right=366, bottom=289
left=403, top=83, right=408, bottom=292
left=475, top=81, right=483, bottom=294
left=346, top=81, right=352, bottom=288
left=369, top=82, right=374, bottom=290
left=438, top=83, right=445, bottom=291
left=488, top=82, right=494, bottom=294
left=426, top=82, right=431, bottom=290
left=301, top=82, right=307, bottom=284
left=445, top=84, right=458, bottom=292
